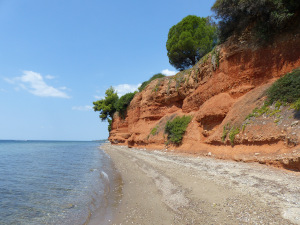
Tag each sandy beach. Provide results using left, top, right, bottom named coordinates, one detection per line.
left=90, top=143, right=300, bottom=224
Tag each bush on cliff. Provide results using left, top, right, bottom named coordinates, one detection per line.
left=211, top=0, right=300, bottom=42
left=166, top=15, right=217, bottom=71
left=138, top=73, right=165, bottom=92
left=165, top=115, right=192, bottom=145
left=267, top=68, right=300, bottom=105
left=114, top=92, right=136, bottom=119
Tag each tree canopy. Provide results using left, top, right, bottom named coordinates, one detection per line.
left=211, top=0, right=300, bottom=42
left=166, top=15, right=217, bottom=71
left=93, top=87, right=138, bottom=131
left=93, top=87, right=119, bottom=131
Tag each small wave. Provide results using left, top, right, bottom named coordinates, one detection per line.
left=100, top=171, right=109, bottom=182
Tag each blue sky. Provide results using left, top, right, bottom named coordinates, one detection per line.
left=0, top=0, right=216, bottom=140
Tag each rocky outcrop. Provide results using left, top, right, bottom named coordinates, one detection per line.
left=108, top=34, right=300, bottom=171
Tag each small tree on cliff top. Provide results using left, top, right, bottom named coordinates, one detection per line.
left=166, top=15, right=217, bottom=71
left=93, top=87, right=119, bottom=131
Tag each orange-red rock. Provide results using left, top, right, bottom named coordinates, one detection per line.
left=108, top=33, right=300, bottom=171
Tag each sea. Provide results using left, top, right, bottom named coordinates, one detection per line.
left=0, top=140, right=118, bottom=225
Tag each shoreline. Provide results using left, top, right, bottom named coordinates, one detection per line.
left=88, top=147, right=123, bottom=225
left=91, top=143, right=300, bottom=224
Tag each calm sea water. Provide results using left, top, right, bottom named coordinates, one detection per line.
left=0, top=140, right=115, bottom=225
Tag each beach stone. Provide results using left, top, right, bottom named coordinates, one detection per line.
left=291, top=121, right=298, bottom=127
left=65, top=204, right=75, bottom=209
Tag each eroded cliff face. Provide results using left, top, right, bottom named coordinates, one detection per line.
left=109, top=34, right=300, bottom=170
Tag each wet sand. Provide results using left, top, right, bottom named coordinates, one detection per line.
left=91, top=143, right=300, bottom=224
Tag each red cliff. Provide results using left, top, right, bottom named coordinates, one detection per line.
left=109, top=34, right=300, bottom=171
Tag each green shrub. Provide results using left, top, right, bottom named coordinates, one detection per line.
left=254, top=104, right=271, bottom=117
left=274, top=101, right=282, bottom=110
left=138, top=73, right=165, bottom=92
left=244, top=69, right=300, bottom=124
left=267, top=69, right=300, bottom=104
left=245, top=110, right=256, bottom=120
left=229, top=127, right=240, bottom=146
left=114, top=92, right=136, bottom=119
left=244, top=103, right=282, bottom=124
left=221, top=123, right=230, bottom=142
left=165, top=115, right=192, bottom=145
left=211, top=47, right=220, bottom=70
left=150, top=126, right=158, bottom=136
left=242, top=122, right=249, bottom=132
left=291, top=99, right=300, bottom=111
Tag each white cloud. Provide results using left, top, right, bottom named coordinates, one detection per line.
left=161, top=69, right=177, bottom=76
left=45, top=75, right=55, bottom=79
left=72, top=105, right=93, bottom=111
left=4, top=71, right=70, bottom=98
left=113, top=83, right=141, bottom=96
left=0, top=88, right=6, bottom=92
left=94, top=95, right=104, bottom=99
